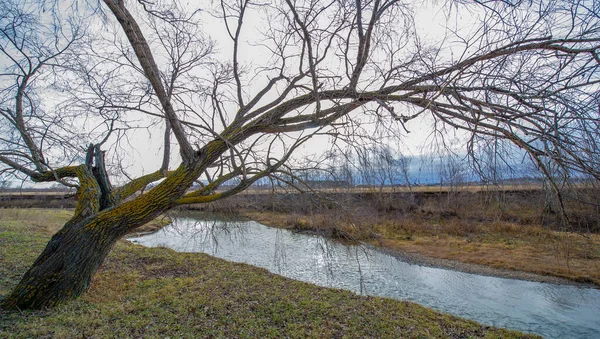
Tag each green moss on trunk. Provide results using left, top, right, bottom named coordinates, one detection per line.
left=2, top=141, right=232, bottom=310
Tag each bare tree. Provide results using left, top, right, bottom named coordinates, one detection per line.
left=0, top=0, right=599, bottom=309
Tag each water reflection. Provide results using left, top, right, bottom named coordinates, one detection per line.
left=128, top=214, right=600, bottom=339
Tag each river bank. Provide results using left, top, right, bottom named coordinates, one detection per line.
left=239, top=206, right=600, bottom=287
left=373, top=244, right=583, bottom=286
left=0, top=208, right=536, bottom=338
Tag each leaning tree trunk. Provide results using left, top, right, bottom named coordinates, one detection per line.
left=1, top=149, right=204, bottom=310
left=1, top=178, right=186, bottom=309
left=0, top=216, right=129, bottom=310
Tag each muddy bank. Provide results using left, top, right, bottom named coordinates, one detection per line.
left=373, top=246, right=594, bottom=287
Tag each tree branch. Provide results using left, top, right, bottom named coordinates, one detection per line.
left=115, top=170, right=174, bottom=201
left=102, top=0, right=196, bottom=163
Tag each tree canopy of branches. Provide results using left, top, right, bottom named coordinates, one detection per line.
left=0, top=0, right=598, bottom=309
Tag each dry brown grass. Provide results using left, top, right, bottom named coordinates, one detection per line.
left=0, top=208, right=74, bottom=234
left=376, top=230, right=600, bottom=284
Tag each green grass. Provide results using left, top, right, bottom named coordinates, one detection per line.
left=0, top=208, right=538, bottom=338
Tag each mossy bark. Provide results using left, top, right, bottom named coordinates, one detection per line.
left=1, top=141, right=232, bottom=310
left=1, top=162, right=205, bottom=310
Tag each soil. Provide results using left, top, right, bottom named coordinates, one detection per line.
left=372, top=246, right=594, bottom=287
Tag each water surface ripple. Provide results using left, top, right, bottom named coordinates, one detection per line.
left=128, top=215, right=600, bottom=339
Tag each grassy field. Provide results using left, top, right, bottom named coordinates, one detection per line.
left=0, top=208, right=537, bottom=338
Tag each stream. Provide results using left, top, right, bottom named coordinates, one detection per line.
left=128, top=214, right=600, bottom=339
